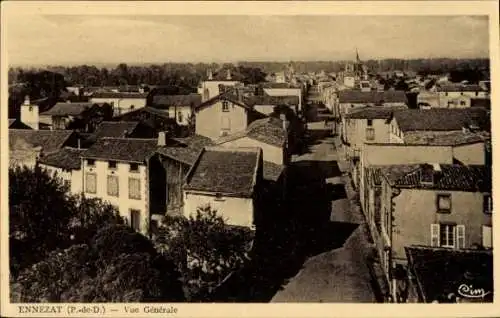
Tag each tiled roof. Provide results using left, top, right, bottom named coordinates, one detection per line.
left=38, top=147, right=86, bottom=170
left=403, top=131, right=487, bottom=146
left=184, top=147, right=261, bottom=197
left=338, top=90, right=408, bottom=104
left=215, top=117, right=286, bottom=148
left=151, top=94, right=202, bottom=109
left=82, top=138, right=165, bottom=163
left=157, top=135, right=214, bottom=166
left=345, top=106, right=407, bottom=120
left=380, top=164, right=491, bottom=192
left=93, top=121, right=140, bottom=139
left=8, top=119, right=15, bottom=126
left=394, top=108, right=489, bottom=132
left=91, top=92, right=148, bottom=99
left=40, top=103, right=94, bottom=116
left=244, top=95, right=300, bottom=106
left=263, top=161, right=284, bottom=181
left=8, top=119, right=32, bottom=129
left=405, top=246, right=493, bottom=303
left=437, top=84, right=485, bottom=92
left=9, top=130, right=75, bottom=154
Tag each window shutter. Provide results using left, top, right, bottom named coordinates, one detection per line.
left=482, top=225, right=492, bottom=248
left=456, top=225, right=465, bottom=249
left=430, top=224, right=439, bottom=247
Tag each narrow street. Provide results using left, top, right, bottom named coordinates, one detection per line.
left=269, top=112, right=379, bottom=302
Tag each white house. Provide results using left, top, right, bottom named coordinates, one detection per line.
left=90, top=92, right=148, bottom=116
left=183, top=147, right=264, bottom=228
left=80, top=135, right=169, bottom=235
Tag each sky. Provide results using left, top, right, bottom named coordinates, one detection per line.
left=6, top=15, right=490, bottom=66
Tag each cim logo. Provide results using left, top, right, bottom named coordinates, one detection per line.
left=457, top=284, right=492, bottom=299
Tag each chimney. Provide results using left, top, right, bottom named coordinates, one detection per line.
left=227, top=69, right=232, bottom=80
left=158, top=131, right=166, bottom=146
left=20, top=95, right=39, bottom=130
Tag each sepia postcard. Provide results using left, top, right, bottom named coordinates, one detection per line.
left=1, top=1, right=499, bottom=317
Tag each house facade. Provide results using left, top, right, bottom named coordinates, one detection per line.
left=436, top=84, right=489, bottom=108
left=151, top=93, right=202, bottom=126
left=374, top=164, right=492, bottom=298
left=183, top=147, right=264, bottom=228
left=90, top=92, right=148, bottom=116
left=194, top=93, right=266, bottom=140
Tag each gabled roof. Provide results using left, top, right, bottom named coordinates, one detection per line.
left=93, top=121, right=140, bottom=139
left=338, top=90, right=408, bottom=104
left=38, top=147, right=87, bottom=170
left=151, top=93, right=202, bottom=109
left=393, top=108, right=489, bottom=132
left=260, top=82, right=301, bottom=89
left=194, top=91, right=251, bottom=112
left=184, top=147, right=262, bottom=197
left=91, top=92, right=148, bottom=99
left=345, top=106, right=407, bottom=120
left=380, top=164, right=491, bottom=192
left=40, top=102, right=94, bottom=116
left=82, top=138, right=164, bottom=163
left=9, top=130, right=75, bottom=154
left=405, top=246, right=493, bottom=303
left=215, top=117, right=286, bottom=148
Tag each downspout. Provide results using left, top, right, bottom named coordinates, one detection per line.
left=389, top=186, right=402, bottom=302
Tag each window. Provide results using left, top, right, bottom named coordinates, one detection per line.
left=475, top=92, right=479, bottom=97
left=367, top=119, right=373, bottom=127
left=130, top=163, right=139, bottom=172
left=366, top=127, right=375, bottom=141
left=87, top=159, right=95, bottom=166
left=460, top=101, right=466, bottom=106
left=436, top=194, right=451, bottom=213
left=129, top=178, right=141, bottom=200
left=483, top=195, right=492, bottom=214
left=130, top=209, right=141, bottom=231
left=107, top=175, right=119, bottom=197
left=130, top=105, right=135, bottom=110
left=177, top=111, right=183, bottom=123
left=222, top=101, right=229, bottom=112
left=445, top=92, right=448, bottom=96
left=85, top=173, right=97, bottom=194
left=108, top=161, right=117, bottom=170
left=482, top=225, right=492, bottom=248
left=431, top=223, right=465, bottom=249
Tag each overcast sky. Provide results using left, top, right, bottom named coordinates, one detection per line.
left=6, top=15, right=490, bottom=66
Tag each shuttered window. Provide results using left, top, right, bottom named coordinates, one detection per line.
left=107, top=175, right=119, bottom=197
left=130, top=209, right=141, bottom=231
left=430, top=224, right=440, bottom=247
left=482, top=225, right=492, bottom=248
left=456, top=225, right=465, bottom=249
left=129, top=178, right=141, bottom=200
left=366, top=128, right=375, bottom=141
left=85, top=173, right=97, bottom=194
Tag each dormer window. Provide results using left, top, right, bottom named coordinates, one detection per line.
left=108, top=161, right=117, bottom=170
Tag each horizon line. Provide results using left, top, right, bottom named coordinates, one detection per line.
left=9, top=56, right=491, bottom=69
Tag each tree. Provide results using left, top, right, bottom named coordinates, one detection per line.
left=9, top=166, right=125, bottom=277
left=11, top=225, right=185, bottom=302
left=154, top=206, right=254, bottom=300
